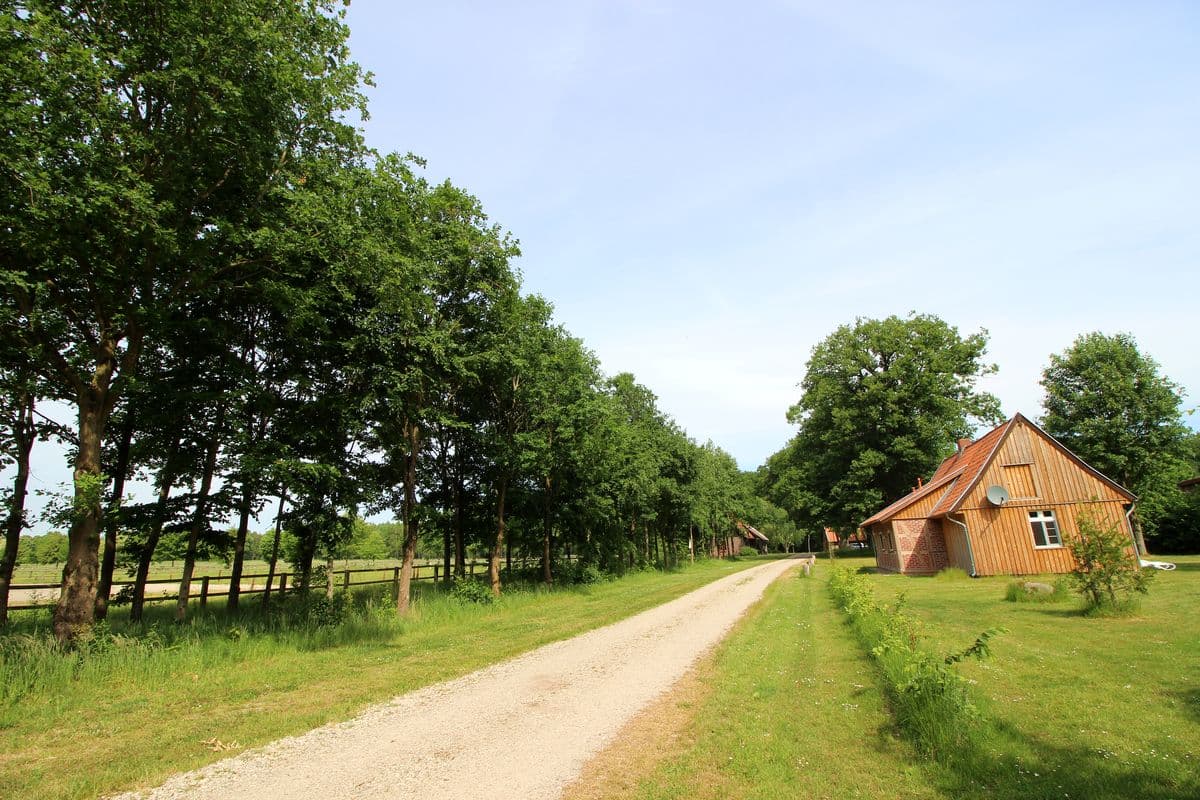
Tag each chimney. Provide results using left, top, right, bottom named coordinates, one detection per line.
left=956, top=438, right=971, bottom=456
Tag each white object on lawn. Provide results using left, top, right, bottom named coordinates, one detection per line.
left=1139, top=559, right=1177, bottom=571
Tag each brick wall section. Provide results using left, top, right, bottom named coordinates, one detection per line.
left=894, top=519, right=949, bottom=574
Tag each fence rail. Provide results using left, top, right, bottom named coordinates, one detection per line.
left=6, top=558, right=529, bottom=611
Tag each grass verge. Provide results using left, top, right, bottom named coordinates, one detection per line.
left=0, top=558, right=762, bottom=800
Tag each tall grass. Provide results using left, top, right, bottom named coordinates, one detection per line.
left=827, top=567, right=998, bottom=759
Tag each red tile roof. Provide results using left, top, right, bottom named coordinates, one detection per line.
left=927, top=418, right=1015, bottom=516
left=859, top=413, right=1135, bottom=529
left=860, top=468, right=962, bottom=527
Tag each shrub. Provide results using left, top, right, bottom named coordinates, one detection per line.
left=828, top=567, right=1000, bottom=758
left=561, top=561, right=609, bottom=586
left=1003, top=577, right=1070, bottom=603
left=1068, top=511, right=1153, bottom=613
left=449, top=576, right=494, bottom=605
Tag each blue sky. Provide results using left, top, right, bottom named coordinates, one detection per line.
left=14, top=2, right=1200, bottom=533
left=343, top=0, right=1199, bottom=469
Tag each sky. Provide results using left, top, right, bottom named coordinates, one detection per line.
left=13, top=1, right=1200, bottom=532
left=339, top=0, right=1199, bottom=470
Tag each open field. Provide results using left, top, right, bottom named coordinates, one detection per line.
left=0, top=557, right=767, bottom=800
left=8, top=558, right=508, bottom=609
left=569, top=553, right=1200, bottom=799
left=11, top=558, right=452, bottom=585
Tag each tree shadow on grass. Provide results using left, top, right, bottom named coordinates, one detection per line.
left=927, top=717, right=1198, bottom=800
left=1167, top=688, right=1200, bottom=724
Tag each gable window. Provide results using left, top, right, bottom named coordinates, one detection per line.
left=1029, top=509, right=1061, bottom=548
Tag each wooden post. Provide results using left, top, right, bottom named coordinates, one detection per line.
left=200, top=576, right=210, bottom=609
left=469, top=561, right=475, bottom=576
left=279, top=573, right=288, bottom=595
left=392, top=567, right=400, bottom=603
left=433, top=564, right=439, bottom=583
left=343, top=570, right=350, bottom=591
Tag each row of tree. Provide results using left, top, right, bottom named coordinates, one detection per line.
left=0, top=2, right=782, bottom=639
left=759, top=316, right=1199, bottom=553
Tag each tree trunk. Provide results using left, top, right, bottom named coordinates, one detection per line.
left=489, top=478, right=508, bottom=596
left=227, top=479, right=254, bottom=612
left=396, top=421, right=420, bottom=615
left=54, top=394, right=109, bottom=642
left=176, top=415, right=222, bottom=622
left=0, top=391, right=35, bottom=627
left=96, top=410, right=135, bottom=620
left=1132, top=515, right=1149, bottom=558
left=453, top=471, right=465, bottom=579
left=688, top=524, right=695, bottom=563
left=263, top=492, right=286, bottom=609
left=542, top=476, right=553, bottom=585
left=131, top=436, right=182, bottom=623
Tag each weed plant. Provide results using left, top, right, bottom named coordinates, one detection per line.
left=828, top=567, right=998, bottom=759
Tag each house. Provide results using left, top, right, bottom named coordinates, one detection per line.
left=859, top=413, right=1137, bottom=576
left=713, top=522, right=770, bottom=557
left=737, top=521, right=770, bottom=554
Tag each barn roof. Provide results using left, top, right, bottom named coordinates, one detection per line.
left=737, top=521, right=770, bottom=542
left=859, top=413, right=1135, bottom=529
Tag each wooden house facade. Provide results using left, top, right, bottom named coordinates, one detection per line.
left=860, top=414, right=1137, bottom=576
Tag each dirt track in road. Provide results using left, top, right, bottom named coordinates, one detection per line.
left=112, top=558, right=800, bottom=800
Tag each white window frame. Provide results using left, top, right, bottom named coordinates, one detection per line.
left=1029, top=509, right=1062, bottom=549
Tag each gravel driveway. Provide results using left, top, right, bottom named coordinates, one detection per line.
left=113, top=558, right=800, bottom=800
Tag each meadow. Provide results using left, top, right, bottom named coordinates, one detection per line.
left=0, top=557, right=764, bottom=800
left=569, top=553, right=1200, bottom=800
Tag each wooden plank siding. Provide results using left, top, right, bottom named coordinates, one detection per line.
left=859, top=414, right=1136, bottom=578
left=941, top=519, right=973, bottom=572
left=951, top=417, right=1134, bottom=577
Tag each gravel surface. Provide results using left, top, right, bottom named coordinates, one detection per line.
left=112, top=558, right=800, bottom=800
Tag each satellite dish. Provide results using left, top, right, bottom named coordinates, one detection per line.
left=985, top=485, right=1010, bottom=506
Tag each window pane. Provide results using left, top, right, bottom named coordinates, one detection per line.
left=1031, top=520, right=1048, bottom=547
left=1045, top=520, right=1060, bottom=546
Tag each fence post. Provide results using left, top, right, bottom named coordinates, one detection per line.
left=469, top=561, right=475, bottom=576
left=392, top=567, right=400, bottom=603
left=433, top=564, right=439, bottom=583
left=280, top=573, right=288, bottom=596
left=343, top=570, right=350, bottom=591
left=200, top=576, right=210, bottom=609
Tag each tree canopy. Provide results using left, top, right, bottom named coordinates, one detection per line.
left=0, top=1, right=780, bottom=635
left=766, top=314, right=1002, bottom=535
left=1040, top=331, right=1195, bottom=552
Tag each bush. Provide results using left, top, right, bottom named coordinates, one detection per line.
left=561, top=561, right=610, bottom=586
left=1003, top=577, right=1071, bottom=604
left=449, top=576, right=494, bottom=605
left=828, top=568, right=1001, bottom=758
left=1068, top=511, right=1153, bottom=613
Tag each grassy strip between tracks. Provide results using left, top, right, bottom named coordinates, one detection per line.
left=0, top=557, right=767, bottom=800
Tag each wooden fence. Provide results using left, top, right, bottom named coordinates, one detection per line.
left=7, top=558, right=524, bottom=611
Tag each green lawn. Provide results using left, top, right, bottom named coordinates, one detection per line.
left=866, top=555, right=1200, bottom=799
left=0, top=558, right=764, bottom=800
left=582, top=553, right=1199, bottom=800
